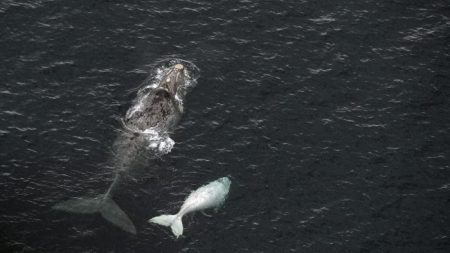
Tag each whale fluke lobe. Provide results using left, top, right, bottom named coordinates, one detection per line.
left=100, top=196, right=137, bottom=234
left=53, top=196, right=102, bottom=214
left=149, top=214, right=183, bottom=238
left=52, top=195, right=136, bottom=234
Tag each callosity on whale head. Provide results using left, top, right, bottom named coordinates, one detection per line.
left=124, top=63, right=192, bottom=133
left=159, top=63, right=185, bottom=97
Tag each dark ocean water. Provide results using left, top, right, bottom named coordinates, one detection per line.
left=1, top=0, right=449, bottom=252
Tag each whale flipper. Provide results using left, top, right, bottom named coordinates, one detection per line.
left=53, top=195, right=136, bottom=234
left=149, top=214, right=183, bottom=238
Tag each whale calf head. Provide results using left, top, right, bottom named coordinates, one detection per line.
left=218, top=177, right=231, bottom=188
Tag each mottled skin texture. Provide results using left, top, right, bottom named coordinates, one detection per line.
left=125, top=64, right=185, bottom=133
left=125, top=88, right=181, bottom=132
left=115, top=64, right=186, bottom=169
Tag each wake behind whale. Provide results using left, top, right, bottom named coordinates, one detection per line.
left=53, top=60, right=200, bottom=234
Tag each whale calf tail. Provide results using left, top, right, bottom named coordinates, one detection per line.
left=53, top=195, right=136, bottom=234
left=149, top=214, right=183, bottom=238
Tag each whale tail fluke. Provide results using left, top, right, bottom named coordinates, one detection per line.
left=149, top=214, right=183, bottom=238
left=53, top=195, right=136, bottom=234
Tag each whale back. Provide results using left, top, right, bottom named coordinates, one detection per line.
left=125, top=88, right=181, bottom=132
left=179, top=178, right=231, bottom=215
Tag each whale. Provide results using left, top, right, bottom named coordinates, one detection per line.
left=125, top=63, right=186, bottom=133
left=53, top=63, right=196, bottom=234
left=149, top=177, right=231, bottom=238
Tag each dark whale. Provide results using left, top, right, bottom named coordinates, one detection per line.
left=53, top=63, right=194, bottom=234
left=125, top=64, right=185, bottom=132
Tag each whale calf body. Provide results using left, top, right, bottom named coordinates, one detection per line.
left=149, top=177, right=231, bottom=238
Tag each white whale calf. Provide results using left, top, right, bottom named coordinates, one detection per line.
left=149, top=177, right=231, bottom=238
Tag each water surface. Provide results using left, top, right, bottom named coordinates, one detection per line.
left=1, top=0, right=449, bottom=252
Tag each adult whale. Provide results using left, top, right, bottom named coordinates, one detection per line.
left=53, top=62, right=198, bottom=234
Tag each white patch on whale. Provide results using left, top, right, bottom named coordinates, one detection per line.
left=143, top=128, right=174, bottom=154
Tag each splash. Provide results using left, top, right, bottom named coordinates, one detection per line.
left=143, top=128, right=175, bottom=155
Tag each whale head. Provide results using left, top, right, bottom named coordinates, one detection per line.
left=218, top=177, right=231, bottom=188
left=160, top=63, right=186, bottom=97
